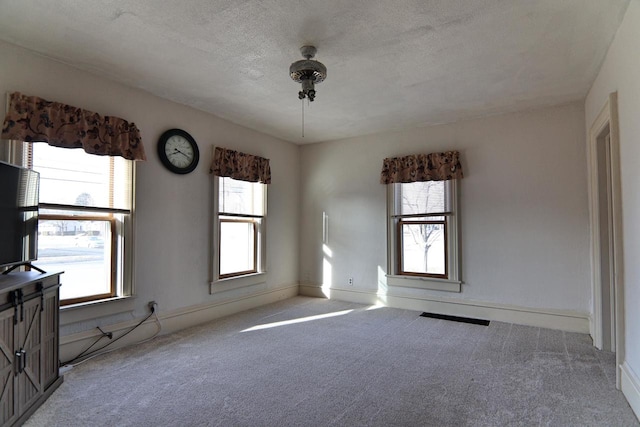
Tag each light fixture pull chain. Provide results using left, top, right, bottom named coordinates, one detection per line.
left=301, top=98, right=305, bottom=138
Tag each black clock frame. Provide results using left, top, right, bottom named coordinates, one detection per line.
left=157, top=128, right=200, bottom=174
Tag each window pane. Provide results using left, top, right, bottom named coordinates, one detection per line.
left=398, top=181, right=448, bottom=215
left=32, top=144, right=131, bottom=210
left=36, top=218, right=114, bottom=301
left=219, top=220, right=256, bottom=276
left=401, top=222, right=445, bottom=275
left=219, top=177, right=264, bottom=216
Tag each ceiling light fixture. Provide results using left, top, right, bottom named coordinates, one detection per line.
left=290, top=45, right=327, bottom=137
left=290, top=45, right=327, bottom=102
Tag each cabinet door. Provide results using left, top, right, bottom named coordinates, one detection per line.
left=16, top=297, right=42, bottom=415
left=41, top=288, right=59, bottom=389
left=0, top=307, right=17, bottom=426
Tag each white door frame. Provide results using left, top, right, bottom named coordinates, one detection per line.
left=587, top=92, right=625, bottom=389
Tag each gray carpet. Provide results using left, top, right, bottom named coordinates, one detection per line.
left=25, top=297, right=638, bottom=426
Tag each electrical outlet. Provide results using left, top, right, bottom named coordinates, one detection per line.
left=148, top=301, right=157, bottom=312
left=348, top=278, right=353, bottom=286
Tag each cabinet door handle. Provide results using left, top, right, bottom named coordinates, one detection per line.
left=14, top=349, right=27, bottom=374
left=20, top=349, right=27, bottom=373
left=15, top=350, right=22, bottom=375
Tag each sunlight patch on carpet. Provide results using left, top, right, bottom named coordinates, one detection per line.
left=241, top=309, right=354, bottom=332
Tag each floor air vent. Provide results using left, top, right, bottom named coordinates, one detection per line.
left=420, top=312, right=490, bottom=326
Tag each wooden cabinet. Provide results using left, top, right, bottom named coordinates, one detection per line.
left=0, top=271, right=63, bottom=426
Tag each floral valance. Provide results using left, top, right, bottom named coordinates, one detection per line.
left=210, top=146, right=271, bottom=184
left=380, top=150, right=463, bottom=184
left=1, top=92, right=146, bottom=161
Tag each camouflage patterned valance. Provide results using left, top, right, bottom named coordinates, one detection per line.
left=1, top=92, right=146, bottom=161
left=380, top=150, right=463, bottom=184
left=210, top=146, right=271, bottom=184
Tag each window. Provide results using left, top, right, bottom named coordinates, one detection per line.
left=388, top=179, right=460, bottom=290
left=215, top=177, right=266, bottom=280
left=26, top=143, right=134, bottom=305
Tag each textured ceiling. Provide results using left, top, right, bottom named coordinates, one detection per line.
left=0, top=0, right=630, bottom=144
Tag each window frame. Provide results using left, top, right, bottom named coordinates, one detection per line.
left=211, top=176, right=267, bottom=292
left=396, top=217, right=448, bottom=279
left=19, top=141, right=136, bottom=306
left=218, top=217, right=259, bottom=279
left=387, top=179, right=461, bottom=292
left=40, top=213, right=118, bottom=305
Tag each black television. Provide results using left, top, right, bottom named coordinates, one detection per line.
left=0, top=161, right=40, bottom=270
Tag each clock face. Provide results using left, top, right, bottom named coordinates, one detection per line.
left=157, top=129, right=200, bottom=174
left=165, top=135, right=194, bottom=168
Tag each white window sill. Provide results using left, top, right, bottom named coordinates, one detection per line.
left=210, top=272, right=266, bottom=294
left=386, top=275, right=461, bottom=293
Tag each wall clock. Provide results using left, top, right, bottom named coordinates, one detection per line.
left=157, top=128, right=200, bottom=174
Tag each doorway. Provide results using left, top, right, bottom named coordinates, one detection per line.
left=596, top=127, right=614, bottom=351
left=588, top=92, right=624, bottom=388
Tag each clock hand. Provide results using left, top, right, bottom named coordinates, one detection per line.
left=173, top=148, right=191, bottom=159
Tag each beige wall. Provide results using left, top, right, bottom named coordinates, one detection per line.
left=0, top=40, right=300, bottom=336
left=299, top=102, right=590, bottom=317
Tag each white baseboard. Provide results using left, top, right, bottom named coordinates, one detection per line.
left=60, top=284, right=299, bottom=363
left=622, top=362, right=640, bottom=422
left=299, top=284, right=330, bottom=298
left=299, top=284, right=589, bottom=333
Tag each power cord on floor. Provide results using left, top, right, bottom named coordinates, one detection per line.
left=60, top=302, right=162, bottom=367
